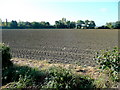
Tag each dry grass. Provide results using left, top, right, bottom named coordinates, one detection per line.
left=2, top=58, right=118, bottom=89
left=11, top=58, right=102, bottom=80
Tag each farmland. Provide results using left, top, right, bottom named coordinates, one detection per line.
left=2, top=29, right=118, bottom=66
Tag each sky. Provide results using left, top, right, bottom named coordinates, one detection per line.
left=0, top=0, right=119, bottom=26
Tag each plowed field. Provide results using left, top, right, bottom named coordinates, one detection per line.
left=2, top=29, right=118, bottom=66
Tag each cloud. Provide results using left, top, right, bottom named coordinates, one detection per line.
left=100, top=8, right=108, bottom=12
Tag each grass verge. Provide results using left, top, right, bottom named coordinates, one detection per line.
left=1, top=57, right=119, bottom=89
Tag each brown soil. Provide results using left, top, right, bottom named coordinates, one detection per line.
left=2, top=29, right=118, bottom=66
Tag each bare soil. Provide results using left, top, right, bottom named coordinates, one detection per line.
left=2, top=29, right=118, bottom=66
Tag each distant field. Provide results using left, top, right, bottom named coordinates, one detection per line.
left=2, top=29, right=118, bottom=66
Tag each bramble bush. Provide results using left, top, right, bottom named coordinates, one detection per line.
left=94, top=47, right=120, bottom=81
left=2, top=65, right=46, bottom=88
left=42, top=66, right=95, bottom=89
left=0, top=43, right=13, bottom=69
left=3, top=65, right=96, bottom=89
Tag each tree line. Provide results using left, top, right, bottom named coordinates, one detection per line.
left=1, top=18, right=120, bottom=29
left=1, top=18, right=96, bottom=29
left=98, top=21, right=120, bottom=29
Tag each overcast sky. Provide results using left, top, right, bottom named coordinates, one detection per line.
left=0, top=0, right=119, bottom=26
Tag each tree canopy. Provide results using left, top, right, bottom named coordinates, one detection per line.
left=97, top=21, right=120, bottom=29
left=1, top=18, right=119, bottom=29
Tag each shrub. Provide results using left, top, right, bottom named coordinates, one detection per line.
left=94, top=47, right=120, bottom=81
left=0, top=43, right=12, bottom=69
left=3, top=65, right=96, bottom=89
left=2, top=65, right=46, bottom=87
left=42, top=66, right=95, bottom=89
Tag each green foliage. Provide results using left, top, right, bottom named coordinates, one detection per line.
left=93, top=74, right=113, bottom=88
left=94, top=47, right=120, bottom=81
left=10, top=20, right=18, bottom=29
left=77, top=20, right=96, bottom=29
left=42, top=66, right=95, bottom=89
left=2, top=18, right=120, bottom=29
left=2, top=65, right=46, bottom=87
left=9, top=75, right=33, bottom=88
left=2, top=43, right=120, bottom=88
left=114, top=21, right=120, bottom=29
left=2, top=19, right=52, bottom=29
left=2, top=18, right=97, bottom=29
left=106, top=22, right=114, bottom=29
left=105, top=21, right=120, bottom=29
left=3, top=65, right=96, bottom=89
left=0, top=43, right=12, bottom=69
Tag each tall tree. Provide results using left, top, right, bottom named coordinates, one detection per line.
left=114, top=21, right=120, bottom=29
left=62, top=18, right=66, bottom=24
left=106, top=22, right=114, bottom=29
left=77, top=20, right=84, bottom=29
left=84, top=20, right=90, bottom=29
left=5, top=19, right=8, bottom=27
left=66, top=21, right=71, bottom=28
left=55, top=18, right=67, bottom=29
left=31, top=22, right=40, bottom=29
left=10, top=20, right=18, bottom=28
left=70, top=21, right=76, bottom=29
left=89, top=21, right=96, bottom=29
left=25, top=21, right=32, bottom=28
left=55, top=21, right=60, bottom=28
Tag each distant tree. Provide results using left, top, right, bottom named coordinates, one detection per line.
left=89, top=21, right=96, bottom=29
left=18, top=21, right=26, bottom=29
left=40, top=21, right=45, bottom=28
left=55, top=18, right=67, bottom=29
left=5, top=19, right=8, bottom=27
left=61, top=18, right=66, bottom=24
left=7, top=22, right=11, bottom=28
left=77, top=20, right=84, bottom=29
left=105, top=21, right=120, bottom=29
left=25, top=22, right=32, bottom=29
left=66, top=21, right=71, bottom=28
left=55, top=21, right=60, bottom=28
left=1, top=18, right=97, bottom=29
left=46, top=22, right=50, bottom=25
left=40, top=21, right=50, bottom=28
left=97, top=25, right=110, bottom=29
left=60, top=18, right=67, bottom=28
left=84, top=20, right=90, bottom=29
left=106, top=22, right=114, bottom=29
left=2, top=22, right=6, bottom=28
left=31, top=22, right=41, bottom=29
left=114, top=21, right=120, bottom=29
left=70, top=21, right=76, bottom=29
left=10, top=20, right=18, bottom=29
left=45, top=22, right=50, bottom=28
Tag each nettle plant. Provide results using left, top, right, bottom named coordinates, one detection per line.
left=94, top=47, right=120, bottom=81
